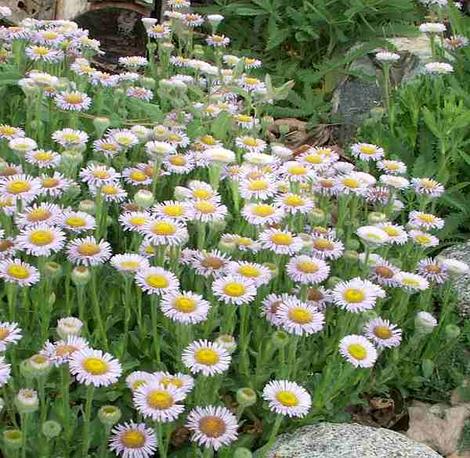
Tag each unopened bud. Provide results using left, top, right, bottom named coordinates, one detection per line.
left=272, top=330, right=289, bottom=348
left=71, top=266, right=91, bottom=286
left=15, top=389, right=39, bottom=414
left=42, top=420, right=62, bottom=439
left=98, top=405, right=122, bottom=426
left=233, top=448, right=253, bottom=458
left=415, top=311, right=438, bottom=335
left=3, top=429, right=22, bottom=450
left=236, top=388, right=257, bottom=407
left=215, top=334, right=236, bottom=353
left=368, top=212, right=387, bottom=224
left=445, top=324, right=460, bottom=340
left=57, top=317, right=83, bottom=339
left=27, top=354, right=51, bottom=377
left=93, top=117, right=111, bottom=138
left=43, top=261, right=62, bottom=278
left=134, top=189, right=154, bottom=208
left=78, top=199, right=96, bottom=215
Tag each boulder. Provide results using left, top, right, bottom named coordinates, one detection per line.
left=264, top=423, right=441, bottom=458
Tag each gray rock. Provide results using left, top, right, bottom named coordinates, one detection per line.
left=264, top=423, right=442, bottom=458
left=439, top=242, right=470, bottom=318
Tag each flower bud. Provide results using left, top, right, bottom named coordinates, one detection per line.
left=43, top=261, right=62, bottom=279
left=19, top=360, right=34, bottom=380
left=141, top=77, right=156, bottom=90
left=98, top=405, right=122, bottom=426
left=445, top=324, right=460, bottom=340
left=27, top=354, right=51, bottom=378
left=15, top=389, right=39, bottom=414
left=415, top=311, right=438, bottom=335
left=78, top=199, right=96, bottom=215
left=233, top=448, right=253, bottom=458
left=421, top=359, right=435, bottom=378
left=174, top=186, right=188, bottom=201
left=42, top=420, right=62, bottom=439
left=310, top=208, right=326, bottom=224
left=326, top=276, right=342, bottom=288
left=345, top=239, right=360, bottom=251
left=343, top=250, right=359, bottom=262
left=71, top=266, right=91, bottom=286
left=236, top=388, right=257, bottom=407
left=61, top=150, right=83, bottom=167
left=3, top=429, right=22, bottom=450
left=92, top=117, right=111, bottom=138
left=215, top=334, right=237, bottom=353
left=271, top=330, right=289, bottom=348
left=134, top=189, right=154, bottom=208
left=218, top=239, right=236, bottom=254
left=367, top=212, right=387, bottom=224
left=57, top=317, right=83, bottom=339
left=193, top=44, right=205, bottom=58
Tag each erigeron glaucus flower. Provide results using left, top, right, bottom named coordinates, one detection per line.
left=41, top=336, right=89, bottom=366
left=153, top=200, right=191, bottom=222
left=311, top=236, right=344, bottom=261
left=375, top=222, right=408, bottom=245
left=409, top=229, right=439, bottom=248
left=235, top=136, right=267, bottom=153
left=148, top=23, right=172, bottom=39
left=16, top=224, right=66, bottom=257
left=275, top=193, right=314, bottom=215
left=119, top=56, right=148, bottom=68
left=336, top=172, right=370, bottom=195
left=280, top=161, right=316, bottom=183
left=0, top=196, right=16, bottom=216
left=259, top=228, right=303, bottom=255
left=90, top=183, right=127, bottom=203
left=93, top=139, right=122, bottom=159
left=227, top=261, right=271, bottom=287
left=395, top=272, right=429, bottom=291
left=377, top=159, right=407, bottom=175
left=163, top=153, right=195, bottom=174
left=25, top=149, right=61, bottom=168
left=419, top=22, right=446, bottom=34
left=261, top=293, right=292, bottom=326
left=191, top=249, right=231, bottom=277
left=39, top=172, right=73, bottom=198
left=417, top=258, right=448, bottom=284
left=339, top=335, right=378, bottom=368
left=110, top=254, right=150, bottom=274
left=239, top=75, right=265, bottom=92
left=145, top=141, right=175, bottom=159
left=107, top=129, right=139, bottom=150
left=0, top=356, right=11, bottom=387
left=0, top=259, right=40, bottom=286
left=8, top=137, right=37, bottom=154
left=69, top=348, right=122, bottom=387
left=411, top=177, right=444, bottom=197
left=186, top=405, right=238, bottom=451
left=205, top=147, right=236, bottom=164
left=409, top=211, right=444, bottom=230
left=271, top=145, right=293, bottom=160
left=109, top=422, right=157, bottom=458
left=153, top=371, right=194, bottom=395
left=55, top=91, right=91, bottom=111
left=66, top=237, right=112, bottom=266
left=286, top=255, right=330, bottom=285
left=379, top=174, right=410, bottom=189
left=221, top=234, right=261, bottom=253
left=233, top=114, right=258, bottom=129
left=425, top=62, right=454, bottom=74
left=333, top=278, right=385, bottom=313
left=206, top=34, right=230, bottom=47
left=130, top=125, right=150, bottom=142
left=369, top=259, right=400, bottom=287
left=242, top=202, right=285, bottom=226
left=122, top=167, right=152, bottom=186
left=351, top=143, right=385, bottom=161
left=127, top=87, right=153, bottom=102
left=243, top=153, right=276, bottom=167
left=262, top=380, right=311, bottom=418
left=142, top=218, right=188, bottom=246
left=375, top=51, right=400, bottom=63
left=356, top=226, right=390, bottom=245
left=189, top=200, right=227, bottom=224
left=444, top=35, right=469, bottom=50
left=120, top=211, right=152, bottom=233
left=277, top=298, right=324, bottom=336
left=183, top=339, right=231, bottom=377
left=32, top=29, right=64, bottom=46
left=365, top=318, right=402, bottom=350
left=90, top=71, right=120, bottom=88
left=25, top=45, right=64, bottom=62
left=79, top=164, right=120, bottom=187
left=0, top=124, right=25, bottom=140
left=212, top=275, right=256, bottom=305
left=52, top=128, right=88, bottom=148
left=57, top=317, right=83, bottom=338
left=238, top=177, right=277, bottom=201
left=126, top=371, right=156, bottom=391
left=135, top=266, right=180, bottom=296
left=0, top=238, right=16, bottom=260
left=0, top=322, right=22, bottom=351
left=16, top=202, right=61, bottom=227
left=182, top=13, right=204, bottom=27
left=160, top=290, right=210, bottom=324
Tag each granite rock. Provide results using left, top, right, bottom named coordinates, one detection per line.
left=264, top=423, right=442, bottom=458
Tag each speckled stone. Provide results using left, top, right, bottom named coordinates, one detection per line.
left=264, top=423, right=442, bottom=458
left=439, top=242, right=470, bottom=318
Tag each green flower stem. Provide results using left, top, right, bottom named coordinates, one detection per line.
left=60, top=366, right=72, bottom=450
left=263, top=415, right=283, bottom=456
left=150, top=296, right=161, bottom=366
left=20, top=413, right=29, bottom=458
left=90, top=269, right=108, bottom=350
left=81, top=386, right=95, bottom=458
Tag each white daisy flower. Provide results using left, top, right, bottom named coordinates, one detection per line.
left=69, top=348, right=122, bottom=387
left=261, top=293, right=292, bottom=326
left=0, top=356, right=11, bottom=387
left=153, top=201, right=192, bottom=222
left=409, top=230, right=439, bottom=248
left=419, top=22, right=446, bottom=34
left=212, top=275, right=257, bottom=305
left=109, top=130, right=139, bottom=150
left=277, top=298, right=324, bottom=336
left=377, top=160, right=407, bottom=175
left=55, top=91, right=91, bottom=111
left=242, top=203, right=285, bottom=226
left=119, top=211, right=151, bottom=233
left=0, top=124, right=25, bottom=140
left=259, top=228, right=303, bottom=255
left=25, top=45, right=64, bottom=62
left=286, top=255, right=330, bottom=285
left=379, top=174, right=410, bottom=190
left=182, top=340, right=231, bottom=376
left=369, top=260, right=400, bottom=287
left=311, top=236, right=344, bottom=260
left=0, top=174, right=41, bottom=203
left=16, top=203, right=61, bottom=227
left=125, top=371, right=157, bottom=391
left=280, top=161, right=316, bottom=183
left=239, top=177, right=278, bottom=201
left=66, top=237, right=112, bottom=266
left=152, top=371, right=194, bottom=395
left=227, top=261, right=272, bottom=287
left=339, top=335, right=378, bottom=368
left=332, top=278, right=385, bottom=313
left=356, top=226, right=390, bottom=245
left=80, top=164, right=120, bottom=187
left=417, top=258, right=448, bottom=284
left=41, top=336, right=89, bottom=367
left=163, top=153, right=195, bottom=175
left=147, top=23, right=172, bottom=39
left=110, top=254, right=150, bottom=274
left=206, top=34, right=230, bottom=47
left=145, top=141, right=176, bottom=159
left=122, top=167, right=152, bottom=186
left=186, top=405, right=238, bottom=451
left=375, top=223, right=408, bottom=245
left=133, top=382, right=185, bottom=422
left=411, top=177, right=444, bottom=197
left=0, top=259, right=40, bottom=286
left=160, top=290, right=210, bottom=324
left=90, top=183, right=128, bottom=203
left=39, top=172, right=73, bottom=198
left=409, top=211, right=444, bottom=230
left=60, top=210, right=96, bottom=233
left=93, top=139, right=122, bottom=159
left=135, top=266, right=180, bottom=296
left=191, top=249, right=231, bottom=278
left=275, top=193, right=314, bottom=215
left=190, top=200, right=228, bottom=224
left=351, top=143, right=384, bottom=161
left=142, top=218, right=188, bottom=246
left=364, top=318, right=402, bottom=348
left=25, top=149, right=61, bottom=168
left=109, top=422, right=157, bottom=458
left=395, top=272, right=429, bottom=292
left=262, top=380, right=311, bottom=418
left=375, top=51, right=400, bottom=63
left=119, top=55, right=148, bottom=68
left=0, top=322, right=22, bottom=351
left=52, top=128, right=88, bottom=148
left=236, top=136, right=267, bottom=153
left=17, top=223, right=66, bottom=257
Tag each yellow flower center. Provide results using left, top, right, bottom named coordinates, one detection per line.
left=305, top=154, right=322, bottom=164
left=244, top=77, right=259, bottom=85
left=192, top=189, right=211, bottom=199
left=101, top=184, right=118, bottom=195
left=252, top=205, right=274, bottom=217
left=29, top=230, right=54, bottom=246
left=163, top=205, right=184, bottom=217
left=288, top=307, right=312, bottom=324
left=34, top=151, right=53, bottom=161
left=147, top=390, right=174, bottom=410
left=7, top=264, right=29, bottom=279
left=360, top=145, right=376, bottom=155
left=247, top=179, right=268, bottom=191
left=288, top=165, right=307, bottom=176
left=243, top=137, right=258, bottom=147
left=34, top=46, right=50, bottom=56
left=199, top=416, right=226, bottom=438
left=236, top=237, right=253, bottom=246
left=348, top=344, right=367, bottom=360
left=223, top=282, right=246, bottom=297
left=66, top=216, right=86, bottom=228
left=296, top=261, right=318, bottom=274
left=93, top=170, right=110, bottom=179
left=313, top=239, right=333, bottom=251
left=173, top=296, right=197, bottom=313
left=83, top=357, right=108, bottom=375
left=146, top=274, right=169, bottom=289
left=194, top=348, right=219, bottom=365
left=284, top=195, right=304, bottom=206
left=238, top=265, right=260, bottom=278
left=0, top=126, right=16, bottom=136
left=129, top=216, right=146, bottom=226
left=374, top=326, right=392, bottom=339
left=77, top=243, right=100, bottom=256
left=120, top=261, right=140, bottom=270
left=236, top=115, right=251, bottom=123
left=7, top=180, right=31, bottom=194
left=160, top=376, right=183, bottom=388
left=402, top=277, right=420, bottom=287
left=276, top=391, right=299, bottom=407
left=415, top=235, right=431, bottom=245
left=27, top=208, right=51, bottom=222
left=195, top=201, right=216, bottom=214
left=121, top=430, right=146, bottom=448
left=271, top=233, right=293, bottom=245
left=0, top=327, right=10, bottom=340
left=201, top=135, right=216, bottom=145
left=129, top=170, right=147, bottom=181
left=64, top=94, right=83, bottom=105
left=418, top=214, right=435, bottom=223
left=343, top=288, right=366, bottom=303
left=342, top=178, right=360, bottom=188
left=42, top=177, right=59, bottom=188
left=151, top=222, right=176, bottom=236
left=42, top=31, right=58, bottom=40
left=383, top=226, right=399, bottom=236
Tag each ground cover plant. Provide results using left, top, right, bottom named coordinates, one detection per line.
left=0, top=1, right=467, bottom=457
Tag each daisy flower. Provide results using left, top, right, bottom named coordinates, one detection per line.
left=160, top=290, right=210, bottom=324
left=409, top=211, right=444, bottom=230
left=126, top=371, right=156, bottom=391
left=286, top=255, right=329, bottom=285
left=57, top=317, right=83, bottom=338
left=109, top=422, right=157, bottom=458
left=60, top=210, right=96, bottom=233
left=52, top=128, right=88, bottom=148
left=109, top=130, right=139, bottom=150
left=145, top=141, right=175, bottom=159
left=280, top=161, right=316, bottom=183
left=91, top=183, right=128, bottom=203
left=153, top=201, right=192, bottom=221
left=356, top=226, right=390, bottom=245
left=235, top=136, right=266, bottom=153
left=168, top=0, right=190, bottom=8
left=332, top=278, right=385, bottom=313
left=261, top=293, right=293, bottom=326
left=41, top=336, right=89, bottom=366
left=191, top=249, right=231, bottom=277
left=135, top=266, right=180, bottom=296
left=122, top=167, right=152, bottom=186
left=80, top=164, right=120, bottom=187
left=69, top=348, right=122, bottom=387
left=0, top=174, right=41, bottom=203
left=364, top=318, right=402, bottom=349
left=336, top=172, right=370, bottom=195
left=142, top=218, right=188, bottom=246
left=239, top=177, right=278, bottom=201
left=0, top=259, right=40, bottom=286
left=395, top=272, right=429, bottom=292
left=110, top=254, right=150, bottom=274
left=411, top=177, right=444, bottom=198
left=227, top=261, right=271, bottom=287
left=180, top=181, right=220, bottom=202
left=119, top=211, right=151, bottom=233
left=380, top=175, right=410, bottom=190
left=182, top=340, right=231, bottom=376
left=311, top=236, right=344, bottom=261
left=375, top=51, right=400, bottom=63
left=206, top=34, right=230, bottom=47
left=375, top=223, right=408, bottom=245
left=119, top=56, right=148, bottom=68
left=0, top=124, right=25, bottom=140
left=409, top=230, right=439, bottom=248
left=277, top=298, right=324, bottom=336
left=16, top=224, right=66, bottom=257
left=369, top=259, right=400, bottom=287
left=377, top=160, right=407, bottom=175
left=8, top=137, right=37, bottom=154
left=242, top=203, right=285, bottom=226
left=262, top=380, right=311, bottom=418
left=16, top=203, right=61, bottom=227
left=39, top=172, right=73, bottom=198
left=417, top=258, right=448, bottom=284
left=93, top=139, right=122, bottom=159
left=152, top=371, right=194, bottom=395
left=127, top=87, right=153, bottom=102
left=25, top=45, right=64, bottom=62
left=66, top=237, right=112, bottom=266
left=55, top=91, right=91, bottom=111
left=163, top=153, right=195, bottom=174
left=339, top=335, right=378, bottom=368
left=25, top=149, right=61, bottom=169
left=0, top=322, right=22, bottom=351
left=190, top=200, right=228, bottom=224
left=275, top=193, right=314, bottom=215
left=351, top=143, right=384, bottom=161
left=212, top=275, right=257, bottom=305
left=186, top=405, right=238, bottom=451
left=133, top=382, right=185, bottom=422
left=147, top=23, right=172, bottom=39
left=419, top=22, right=446, bottom=34
left=259, top=228, right=303, bottom=255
